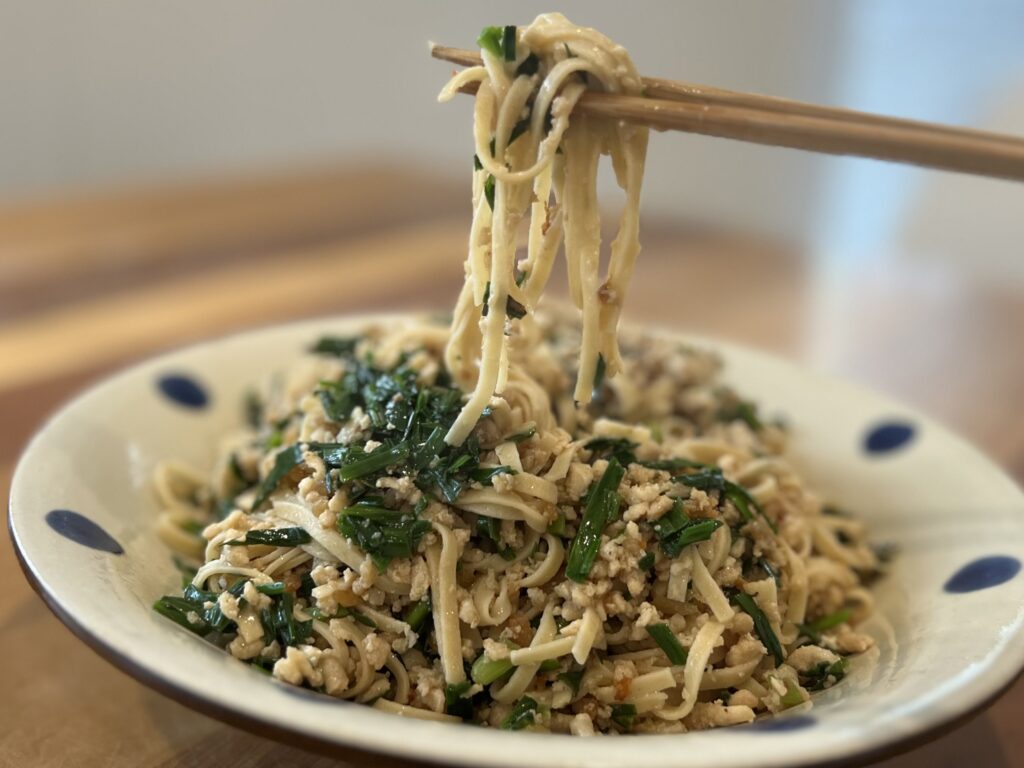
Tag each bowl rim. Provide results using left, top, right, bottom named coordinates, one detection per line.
left=8, top=311, right=1024, bottom=767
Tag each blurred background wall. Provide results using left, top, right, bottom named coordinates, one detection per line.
left=2, top=0, right=1023, bottom=276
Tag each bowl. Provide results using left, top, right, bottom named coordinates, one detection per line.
left=8, top=313, right=1024, bottom=768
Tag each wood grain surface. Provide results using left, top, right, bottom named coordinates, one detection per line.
left=2, top=164, right=1022, bottom=768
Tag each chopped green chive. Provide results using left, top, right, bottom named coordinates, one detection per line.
left=226, top=527, right=311, bottom=547
left=781, top=680, right=804, bottom=708
left=610, top=702, right=637, bottom=731
left=500, top=696, right=539, bottom=730
left=566, top=457, right=625, bottom=582
left=484, top=174, right=495, bottom=209
left=800, top=657, right=849, bottom=691
left=502, top=25, right=516, bottom=61
left=516, top=53, right=539, bottom=76
left=730, top=591, right=785, bottom=665
left=477, top=26, right=503, bottom=58
left=646, top=623, right=688, bottom=665
left=558, top=669, right=584, bottom=697
left=471, top=654, right=515, bottom=685
left=255, top=581, right=287, bottom=595
left=403, top=597, right=432, bottom=633
left=538, top=658, right=561, bottom=673
left=652, top=499, right=722, bottom=558
left=444, top=680, right=475, bottom=719
left=251, top=444, right=304, bottom=511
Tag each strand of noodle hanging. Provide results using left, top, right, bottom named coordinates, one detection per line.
left=426, top=523, right=465, bottom=684
left=442, top=17, right=650, bottom=445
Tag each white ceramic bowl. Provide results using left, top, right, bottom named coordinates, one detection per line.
left=9, top=314, right=1024, bottom=768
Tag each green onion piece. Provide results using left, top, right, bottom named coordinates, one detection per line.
left=652, top=500, right=722, bottom=558
left=724, top=480, right=778, bottom=533
left=800, top=657, right=850, bottom=691
left=445, top=680, right=475, bottom=719
left=507, top=426, right=537, bottom=443
left=502, top=25, right=516, bottom=61
left=337, top=441, right=410, bottom=482
left=566, top=457, right=625, bottom=582
left=538, top=658, right=561, bottom=673
left=226, top=527, right=312, bottom=547
left=403, top=597, right=432, bottom=633
left=731, top=591, right=785, bottom=665
left=592, top=353, right=606, bottom=394
left=610, top=702, right=637, bottom=732
left=471, top=655, right=515, bottom=685
left=470, top=465, right=516, bottom=485
left=584, top=437, right=637, bottom=465
left=516, top=53, right=539, bottom=76
left=673, top=519, right=722, bottom=552
left=558, top=669, right=584, bottom=697
left=255, top=581, right=287, bottom=595
left=484, top=174, right=495, bottom=209
left=641, top=457, right=708, bottom=472
left=477, top=26, right=503, bottom=58
left=638, top=551, right=655, bottom=571
left=251, top=444, right=303, bottom=510
left=646, top=623, right=688, bottom=665
left=500, top=696, right=539, bottom=730
left=810, top=608, right=852, bottom=633
left=546, top=511, right=567, bottom=537
left=758, top=557, right=780, bottom=585
left=676, top=468, right=725, bottom=491
left=310, top=336, right=359, bottom=357
left=781, top=681, right=804, bottom=708
left=153, top=596, right=207, bottom=635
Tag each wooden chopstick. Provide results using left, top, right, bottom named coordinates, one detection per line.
left=431, top=44, right=1024, bottom=182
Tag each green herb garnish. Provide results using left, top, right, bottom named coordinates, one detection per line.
left=730, top=591, right=785, bottom=665
left=338, top=502, right=431, bottom=569
left=477, top=26, right=503, bottom=58
left=501, top=696, right=539, bottom=730
left=502, top=25, right=516, bottom=61
left=471, top=654, right=515, bottom=685
left=798, top=607, right=852, bottom=642
left=226, top=527, right=312, bottom=547
left=646, top=623, right=688, bottom=665
left=800, top=657, right=849, bottom=691
left=484, top=174, right=495, bottom=209
left=566, top=457, right=625, bottom=582
left=558, top=669, right=584, bottom=697
left=592, top=353, right=606, bottom=394
left=780, top=681, right=804, bottom=708
left=652, top=499, right=722, bottom=558
left=610, top=702, right=637, bottom=732
left=516, top=53, right=539, bottom=76
left=445, top=680, right=475, bottom=719
left=251, top=444, right=304, bottom=511
left=584, top=437, right=637, bottom=466
left=310, top=336, right=359, bottom=357
left=403, top=597, right=432, bottom=633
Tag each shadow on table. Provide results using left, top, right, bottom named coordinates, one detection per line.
left=874, top=710, right=1011, bottom=768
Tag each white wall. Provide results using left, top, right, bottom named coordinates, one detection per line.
left=2, top=1, right=1022, bottom=261
left=0, top=1, right=843, bottom=240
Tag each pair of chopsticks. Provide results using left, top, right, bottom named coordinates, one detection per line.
left=431, top=44, right=1024, bottom=182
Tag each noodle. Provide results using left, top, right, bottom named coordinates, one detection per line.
left=150, top=14, right=880, bottom=735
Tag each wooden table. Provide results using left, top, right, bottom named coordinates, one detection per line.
left=2, top=164, right=1022, bottom=767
